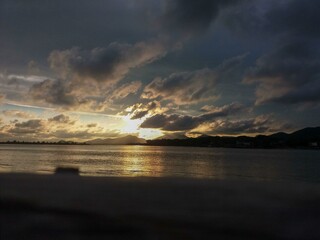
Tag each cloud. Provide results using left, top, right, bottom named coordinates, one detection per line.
left=0, top=74, right=49, bottom=100
left=140, top=114, right=174, bottom=129
left=1, top=114, right=122, bottom=142
left=28, top=78, right=111, bottom=111
left=222, top=0, right=320, bottom=38
left=48, top=39, right=167, bottom=84
left=140, top=102, right=246, bottom=131
left=211, top=118, right=270, bottom=135
left=0, top=0, right=160, bottom=70
left=7, top=74, right=47, bottom=84
left=87, top=123, right=97, bottom=128
left=48, top=114, right=75, bottom=125
left=233, top=0, right=320, bottom=106
left=142, top=68, right=216, bottom=104
left=200, top=102, right=244, bottom=113
left=265, top=0, right=320, bottom=38
left=274, top=81, right=320, bottom=105
left=201, top=115, right=292, bottom=135
left=245, top=40, right=320, bottom=105
left=29, top=79, right=80, bottom=107
left=0, top=73, right=42, bottom=103
left=124, top=101, right=166, bottom=120
left=110, top=81, right=142, bottom=100
left=142, top=54, right=246, bottom=104
left=27, top=38, right=168, bottom=109
left=160, top=0, right=242, bottom=38
left=2, top=110, right=35, bottom=119
left=2, top=1, right=248, bottom=112
left=9, top=119, right=44, bottom=134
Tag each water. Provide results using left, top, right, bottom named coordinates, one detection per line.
left=0, top=144, right=319, bottom=183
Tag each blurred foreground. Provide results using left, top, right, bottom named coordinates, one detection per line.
left=1, top=173, right=320, bottom=239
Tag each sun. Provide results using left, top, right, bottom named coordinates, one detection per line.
left=120, top=115, right=163, bottom=139
left=121, top=116, right=142, bottom=134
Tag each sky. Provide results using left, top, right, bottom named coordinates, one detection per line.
left=0, top=0, right=319, bottom=141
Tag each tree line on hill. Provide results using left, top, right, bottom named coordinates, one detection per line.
left=146, top=127, right=320, bottom=149
left=0, top=127, right=319, bottom=149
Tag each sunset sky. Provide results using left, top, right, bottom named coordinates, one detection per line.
left=0, top=0, right=319, bottom=141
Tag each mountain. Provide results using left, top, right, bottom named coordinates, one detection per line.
left=146, top=126, right=320, bottom=148
left=284, top=127, right=320, bottom=147
left=86, top=135, right=146, bottom=145
left=85, top=127, right=320, bottom=148
left=290, top=127, right=320, bottom=140
left=269, top=132, right=289, bottom=139
left=156, top=132, right=188, bottom=140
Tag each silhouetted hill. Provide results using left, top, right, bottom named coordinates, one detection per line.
left=86, top=135, right=146, bottom=145
left=285, top=127, right=320, bottom=147
left=269, top=132, right=289, bottom=139
left=146, top=127, right=320, bottom=149
left=290, top=127, right=320, bottom=140
left=1, top=127, right=319, bottom=148
left=156, top=133, right=188, bottom=140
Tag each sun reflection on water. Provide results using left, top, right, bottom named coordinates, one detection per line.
left=120, top=145, right=164, bottom=177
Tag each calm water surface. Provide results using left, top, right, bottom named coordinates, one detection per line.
left=0, top=144, right=319, bottom=183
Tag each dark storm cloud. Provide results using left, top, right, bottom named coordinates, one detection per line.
left=160, top=0, right=242, bottom=37
left=0, top=0, right=157, bottom=70
left=49, top=40, right=167, bottom=84
left=29, top=39, right=166, bottom=108
left=142, top=54, right=246, bottom=104
left=1, top=0, right=246, bottom=111
left=207, top=118, right=270, bottom=135
left=0, top=73, right=46, bottom=103
left=140, top=102, right=245, bottom=131
left=28, top=39, right=167, bottom=108
left=204, top=115, right=293, bottom=135
left=142, top=68, right=216, bottom=104
left=223, top=0, right=320, bottom=37
left=110, top=81, right=142, bottom=100
left=245, top=40, right=320, bottom=105
left=29, top=79, right=78, bottom=106
left=49, top=39, right=166, bottom=83
left=140, top=114, right=172, bottom=129
left=274, top=81, right=320, bottom=105
left=28, top=78, right=109, bottom=111
left=265, top=0, right=320, bottom=38
left=233, top=0, right=320, bottom=106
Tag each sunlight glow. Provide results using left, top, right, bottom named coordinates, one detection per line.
left=138, top=128, right=163, bottom=140
left=121, top=115, right=143, bottom=134
left=120, top=115, right=163, bottom=139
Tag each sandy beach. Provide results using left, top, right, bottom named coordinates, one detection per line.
left=1, top=173, right=320, bottom=239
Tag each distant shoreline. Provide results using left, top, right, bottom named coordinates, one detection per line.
left=0, top=142, right=318, bottom=150
left=0, top=126, right=319, bottom=149
left=0, top=141, right=87, bottom=145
